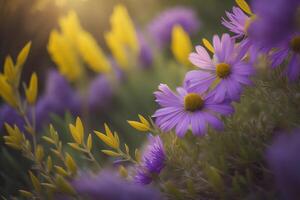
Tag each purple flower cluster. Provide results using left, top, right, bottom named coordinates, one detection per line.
left=35, top=70, right=81, bottom=128
left=147, top=7, right=200, bottom=48
left=153, top=33, right=251, bottom=137
left=222, top=0, right=300, bottom=81
left=134, top=135, right=165, bottom=185
left=72, top=171, right=162, bottom=200
left=266, top=130, right=300, bottom=199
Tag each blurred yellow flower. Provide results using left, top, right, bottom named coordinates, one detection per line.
left=105, top=4, right=139, bottom=69
left=77, top=31, right=111, bottom=74
left=171, top=25, right=193, bottom=66
left=48, top=11, right=111, bottom=80
left=48, top=30, right=82, bottom=81
left=0, top=74, right=18, bottom=108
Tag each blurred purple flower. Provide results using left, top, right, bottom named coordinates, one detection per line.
left=72, top=171, right=162, bottom=200
left=0, top=105, right=24, bottom=131
left=134, top=135, right=165, bottom=185
left=35, top=70, right=81, bottom=127
left=147, top=7, right=200, bottom=48
left=267, top=33, right=300, bottom=81
left=249, top=0, right=300, bottom=48
left=266, top=129, right=300, bottom=200
left=88, top=75, right=113, bottom=111
left=153, top=84, right=234, bottom=137
left=138, top=32, right=153, bottom=68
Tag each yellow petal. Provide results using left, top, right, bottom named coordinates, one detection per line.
left=25, top=72, right=38, bottom=105
left=17, top=41, right=31, bottom=68
left=127, top=121, right=150, bottom=132
left=202, top=38, right=215, bottom=54
left=75, top=117, right=84, bottom=143
left=69, top=124, right=81, bottom=144
left=65, top=153, right=77, bottom=175
left=87, top=134, right=92, bottom=151
left=138, top=114, right=150, bottom=128
left=4, top=56, right=16, bottom=82
left=236, top=0, right=252, bottom=15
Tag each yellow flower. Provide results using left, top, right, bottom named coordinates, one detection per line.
left=94, top=123, right=119, bottom=149
left=77, top=31, right=111, bottom=74
left=110, top=4, right=139, bottom=54
left=48, top=30, right=82, bottom=81
left=171, top=25, right=193, bottom=66
left=25, top=72, right=38, bottom=105
left=105, top=31, right=129, bottom=69
left=69, top=117, right=84, bottom=144
left=59, top=11, right=82, bottom=44
left=127, top=114, right=151, bottom=132
left=105, top=4, right=139, bottom=69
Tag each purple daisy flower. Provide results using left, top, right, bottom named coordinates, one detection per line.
left=134, top=135, right=165, bottom=185
left=267, top=33, right=300, bottom=81
left=249, top=0, right=300, bottom=48
left=72, top=171, right=162, bottom=200
left=185, top=34, right=255, bottom=102
left=153, top=84, right=234, bottom=137
left=222, top=6, right=251, bottom=39
left=147, top=7, right=200, bottom=48
left=266, top=129, right=300, bottom=199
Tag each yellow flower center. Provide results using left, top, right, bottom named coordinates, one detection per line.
left=184, top=93, right=204, bottom=112
left=216, top=63, right=231, bottom=78
left=290, top=36, right=300, bottom=53
left=244, top=15, right=257, bottom=34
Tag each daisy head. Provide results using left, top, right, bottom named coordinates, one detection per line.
left=222, top=0, right=256, bottom=39
left=153, top=84, right=234, bottom=137
left=185, top=33, right=255, bottom=102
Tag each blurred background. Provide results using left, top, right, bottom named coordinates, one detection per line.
left=0, top=0, right=234, bottom=197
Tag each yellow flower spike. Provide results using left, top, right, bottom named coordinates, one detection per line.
left=202, top=38, right=215, bottom=54
left=16, top=41, right=31, bottom=69
left=77, top=31, right=111, bottom=74
left=25, top=72, right=38, bottom=105
left=138, top=114, right=150, bottom=128
left=94, top=131, right=117, bottom=149
left=68, top=117, right=84, bottom=144
left=0, top=75, right=18, bottom=108
left=236, top=0, right=253, bottom=15
left=127, top=121, right=150, bottom=132
left=47, top=156, right=53, bottom=172
left=171, top=25, right=193, bottom=66
left=114, top=131, right=120, bottom=148
left=4, top=124, right=24, bottom=149
left=110, top=4, right=139, bottom=54
left=47, top=30, right=82, bottom=82
left=4, top=56, right=16, bottom=83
